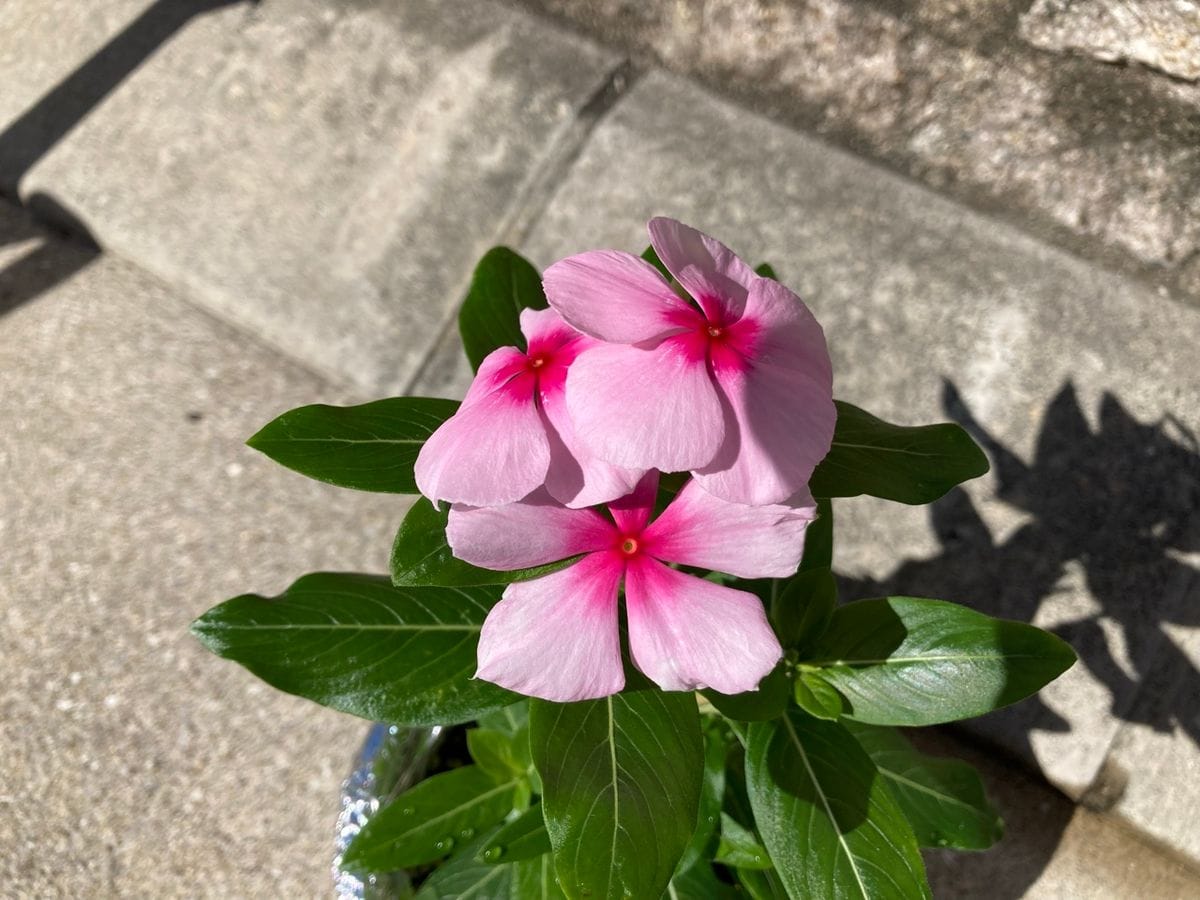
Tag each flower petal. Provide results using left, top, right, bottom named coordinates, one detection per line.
left=607, top=470, right=660, bottom=535
left=541, top=384, right=646, bottom=508
left=447, top=490, right=615, bottom=570
left=738, top=275, right=833, bottom=377
left=643, top=480, right=817, bottom=578
left=476, top=553, right=625, bottom=702
left=542, top=250, right=692, bottom=343
left=647, top=217, right=757, bottom=323
left=566, top=339, right=725, bottom=471
left=414, top=348, right=549, bottom=507
left=624, top=557, right=783, bottom=695
left=519, top=306, right=582, bottom=353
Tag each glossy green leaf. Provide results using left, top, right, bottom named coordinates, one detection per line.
left=799, top=497, right=833, bottom=572
left=715, top=813, right=772, bottom=870
left=844, top=722, right=1003, bottom=850
left=774, top=567, right=837, bottom=651
left=191, top=572, right=515, bottom=726
left=667, top=861, right=740, bottom=899
left=746, top=711, right=931, bottom=900
left=391, top=498, right=576, bottom=587
left=512, top=854, right=567, bottom=899
left=414, top=828, right=512, bottom=899
left=676, top=727, right=727, bottom=875
left=793, top=671, right=845, bottom=720
left=480, top=804, right=552, bottom=865
left=469, top=728, right=529, bottom=782
left=247, top=397, right=458, bottom=493
left=810, top=401, right=990, bottom=505
left=735, top=867, right=789, bottom=900
left=804, top=596, right=1077, bottom=726
left=753, top=262, right=777, bottom=280
left=343, top=766, right=518, bottom=871
left=702, top=663, right=790, bottom=722
left=530, top=691, right=703, bottom=900
left=459, top=247, right=547, bottom=372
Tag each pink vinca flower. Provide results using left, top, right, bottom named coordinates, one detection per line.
left=447, top=472, right=816, bottom=702
left=415, top=307, right=643, bottom=508
left=543, top=217, right=836, bottom=506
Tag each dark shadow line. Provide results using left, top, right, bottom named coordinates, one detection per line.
left=0, top=0, right=255, bottom=199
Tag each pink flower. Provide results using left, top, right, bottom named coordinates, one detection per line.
left=447, top=473, right=816, bottom=702
left=415, top=308, right=643, bottom=508
left=542, top=217, right=836, bottom=506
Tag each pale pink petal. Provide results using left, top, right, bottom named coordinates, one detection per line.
left=695, top=357, right=835, bottom=506
left=643, top=480, right=817, bottom=578
left=566, top=339, right=725, bottom=471
left=647, top=217, right=757, bottom=323
left=447, top=490, right=615, bottom=570
left=737, top=276, right=833, bottom=377
left=519, top=306, right=582, bottom=352
left=624, top=557, right=782, bottom=695
left=540, top=383, right=645, bottom=508
left=414, top=348, right=549, bottom=507
left=607, top=470, right=660, bottom=535
left=476, top=553, right=625, bottom=702
left=542, top=250, right=693, bottom=343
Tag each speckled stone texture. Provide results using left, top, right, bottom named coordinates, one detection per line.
left=0, top=0, right=620, bottom=395
left=1021, top=0, right=1200, bottom=82
left=515, top=0, right=1200, bottom=302
left=0, top=204, right=403, bottom=896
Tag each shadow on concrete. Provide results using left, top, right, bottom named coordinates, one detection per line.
left=0, top=0, right=256, bottom=200
left=0, top=196, right=99, bottom=317
left=840, top=380, right=1200, bottom=897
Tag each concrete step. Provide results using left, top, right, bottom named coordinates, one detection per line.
left=0, top=0, right=622, bottom=395
left=0, top=200, right=400, bottom=895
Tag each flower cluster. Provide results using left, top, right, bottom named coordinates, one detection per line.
left=415, top=218, right=836, bottom=702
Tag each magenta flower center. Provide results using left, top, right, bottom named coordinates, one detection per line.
left=619, top=536, right=641, bottom=556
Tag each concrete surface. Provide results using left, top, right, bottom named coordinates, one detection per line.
left=502, top=70, right=1200, bottom=809
left=0, top=0, right=621, bottom=395
left=0, top=203, right=401, bottom=896
left=1021, top=0, right=1200, bottom=81
left=515, top=0, right=1200, bottom=302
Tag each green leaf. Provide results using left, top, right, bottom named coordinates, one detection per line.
left=793, top=671, right=845, bottom=721
left=746, top=711, right=931, bottom=900
left=774, top=567, right=836, bottom=650
left=754, top=262, right=777, bottom=280
left=480, top=804, right=552, bottom=865
left=343, top=765, right=518, bottom=871
left=715, top=812, right=772, bottom=870
left=667, top=861, right=740, bottom=899
left=804, top=596, right=1078, bottom=726
left=844, top=721, right=1003, bottom=850
left=530, top=691, right=703, bottom=900
left=810, top=401, right=990, bottom=505
left=735, top=867, right=789, bottom=900
left=799, top=497, right=833, bottom=572
left=414, top=828, right=512, bottom=899
left=641, top=245, right=670, bottom=279
left=478, top=701, right=530, bottom=737
left=702, top=663, right=790, bottom=722
left=676, top=726, right=727, bottom=875
left=191, top=572, right=515, bottom=726
left=469, top=728, right=529, bottom=782
left=512, top=854, right=567, bottom=899
left=247, top=397, right=458, bottom=493
left=391, top=497, right=576, bottom=587
left=459, top=247, right=547, bottom=372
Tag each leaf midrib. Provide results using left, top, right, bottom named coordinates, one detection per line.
left=782, top=715, right=870, bottom=900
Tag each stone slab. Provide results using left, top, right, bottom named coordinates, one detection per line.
left=0, top=0, right=620, bottom=394
left=517, top=0, right=1200, bottom=302
left=1022, top=0, right=1200, bottom=82
left=0, top=202, right=404, bottom=895
left=1101, top=548, right=1200, bottom=861
left=506, top=71, right=1200, bottom=812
